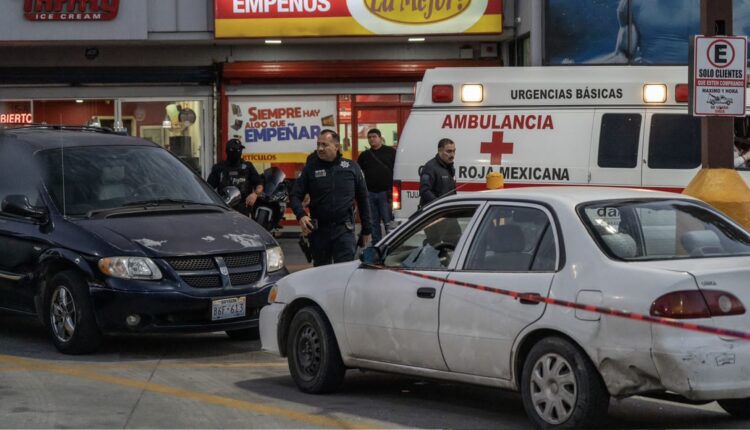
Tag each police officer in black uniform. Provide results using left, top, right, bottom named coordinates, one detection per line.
left=290, top=129, right=372, bottom=266
left=208, top=138, right=263, bottom=215
left=419, top=138, right=457, bottom=209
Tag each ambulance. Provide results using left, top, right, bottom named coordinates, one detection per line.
left=392, top=66, right=750, bottom=221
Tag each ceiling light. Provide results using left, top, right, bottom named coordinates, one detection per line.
left=265, top=39, right=282, bottom=45
left=75, top=99, right=84, bottom=103
left=408, top=37, right=425, bottom=42
left=162, top=115, right=172, bottom=129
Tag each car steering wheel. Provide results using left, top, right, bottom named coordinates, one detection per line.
left=432, top=241, right=456, bottom=266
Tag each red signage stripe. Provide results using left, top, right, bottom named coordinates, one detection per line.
left=485, top=0, right=503, bottom=14
left=364, top=265, right=750, bottom=341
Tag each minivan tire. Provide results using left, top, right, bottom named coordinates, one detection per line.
left=44, top=270, right=102, bottom=354
left=287, top=306, right=345, bottom=394
left=521, top=337, right=609, bottom=429
left=225, top=327, right=260, bottom=340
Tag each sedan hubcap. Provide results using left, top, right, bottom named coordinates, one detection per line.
left=50, top=286, right=77, bottom=343
left=296, top=323, right=321, bottom=379
left=530, top=353, right=577, bottom=425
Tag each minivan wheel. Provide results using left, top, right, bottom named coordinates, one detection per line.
left=521, top=337, right=609, bottom=429
left=225, top=327, right=260, bottom=340
left=287, top=307, right=345, bottom=394
left=718, top=398, right=750, bottom=418
left=44, top=271, right=102, bottom=354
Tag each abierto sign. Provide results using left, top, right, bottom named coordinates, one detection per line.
left=215, top=0, right=502, bottom=38
left=691, top=35, right=747, bottom=117
left=24, top=0, right=120, bottom=21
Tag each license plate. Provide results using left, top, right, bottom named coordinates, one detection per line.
left=211, top=296, right=246, bottom=321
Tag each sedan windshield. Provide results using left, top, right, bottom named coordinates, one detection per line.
left=37, top=145, right=224, bottom=217
left=579, top=199, right=750, bottom=260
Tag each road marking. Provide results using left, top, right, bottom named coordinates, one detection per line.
left=0, top=354, right=372, bottom=429
left=0, top=362, right=289, bottom=371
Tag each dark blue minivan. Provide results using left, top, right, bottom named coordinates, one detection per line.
left=0, top=126, right=288, bottom=354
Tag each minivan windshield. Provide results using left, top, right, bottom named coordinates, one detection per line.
left=579, top=199, right=750, bottom=260
left=37, top=145, right=224, bottom=217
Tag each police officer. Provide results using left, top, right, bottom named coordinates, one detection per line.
left=419, top=138, right=457, bottom=208
left=208, top=138, right=263, bottom=215
left=290, top=129, right=372, bottom=266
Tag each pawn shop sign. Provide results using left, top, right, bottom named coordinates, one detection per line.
left=690, top=35, right=748, bottom=116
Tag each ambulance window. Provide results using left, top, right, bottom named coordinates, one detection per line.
left=648, top=114, right=701, bottom=169
left=598, top=114, right=641, bottom=168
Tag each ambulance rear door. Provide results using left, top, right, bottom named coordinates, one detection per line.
left=588, top=110, right=646, bottom=187
left=641, top=109, right=701, bottom=190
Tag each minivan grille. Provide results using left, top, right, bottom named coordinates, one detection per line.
left=165, top=257, right=214, bottom=271
left=164, top=252, right=264, bottom=289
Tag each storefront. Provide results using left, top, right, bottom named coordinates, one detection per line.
left=0, top=0, right=218, bottom=176
left=215, top=0, right=505, bottom=179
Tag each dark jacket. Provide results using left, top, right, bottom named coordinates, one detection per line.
left=290, top=154, right=372, bottom=235
left=207, top=160, right=262, bottom=197
left=207, top=160, right=262, bottom=215
left=358, top=145, right=396, bottom=193
left=419, top=155, right=456, bottom=208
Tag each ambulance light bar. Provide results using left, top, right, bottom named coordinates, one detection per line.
left=675, top=84, right=689, bottom=103
left=643, top=84, right=667, bottom=103
left=432, top=85, right=453, bottom=103
left=461, top=84, right=484, bottom=102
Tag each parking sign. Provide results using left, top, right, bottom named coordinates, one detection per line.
left=691, top=35, right=747, bottom=116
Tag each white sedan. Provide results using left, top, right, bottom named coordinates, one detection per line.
left=260, top=187, right=750, bottom=428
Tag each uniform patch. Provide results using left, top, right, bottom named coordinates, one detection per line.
left=315, top=169, right=327, bottom=178
left=340, top=160, right=350, bottom=168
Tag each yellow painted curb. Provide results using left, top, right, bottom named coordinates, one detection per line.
left=682, top=168, right=750, bottom=230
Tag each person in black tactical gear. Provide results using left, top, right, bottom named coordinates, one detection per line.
left=419, top=138, right=457, bottom=208
left=207, top=138, right=263, bottom=215
left=358, top=128, right=396, bottom=243
left=290, top=129, right=372, bottom=266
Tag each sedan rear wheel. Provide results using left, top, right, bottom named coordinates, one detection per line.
left=44, top=271, right=102, bottom=354
left=287, top=306, right=345, bottom=394
left=521, top=337, right=609, bottom=428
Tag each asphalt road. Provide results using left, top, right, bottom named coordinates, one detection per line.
left=1, top=238, right=748, bottom=429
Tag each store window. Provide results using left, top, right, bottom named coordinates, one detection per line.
left=0, top=101, right=33, bottom=126
left=122, top=101, right=204, bottom=174
left=33, top=99, right=115, bottom=127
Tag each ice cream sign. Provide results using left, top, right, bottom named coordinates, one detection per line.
left=214, top=0, right=502, bottom=38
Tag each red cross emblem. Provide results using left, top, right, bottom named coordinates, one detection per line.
left=481, top=131, right=514, bottom=165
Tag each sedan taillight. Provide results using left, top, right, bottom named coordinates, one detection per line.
left=651, top=290, right=745, bottom=319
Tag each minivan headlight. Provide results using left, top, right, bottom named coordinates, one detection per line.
left=98, top=257, right=163, bottom=280
left=266, top=245, right=285, bottom=272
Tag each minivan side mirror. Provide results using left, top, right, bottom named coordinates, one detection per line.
left=2, top=194, right=48, bottom=222
left=359, top=246, right=384, bottom=266
left=221, top=186, right=242, bottom=207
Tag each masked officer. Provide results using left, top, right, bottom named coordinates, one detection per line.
left=208, top=138, right=263, bottom=215
left=290, top=129, right=372, bottom=266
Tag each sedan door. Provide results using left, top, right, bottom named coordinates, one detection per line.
left=344, top=203, right=481, bottom=370
left=439, top=203, right=559, bottom=380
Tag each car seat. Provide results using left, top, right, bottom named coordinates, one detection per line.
left=98, top=166, right=130, bottom=201
left=601, top=233, right=638, bottom=259
left=475, top=224, right=532, bottom=271
left=681, top=230, right=723, bottom=256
